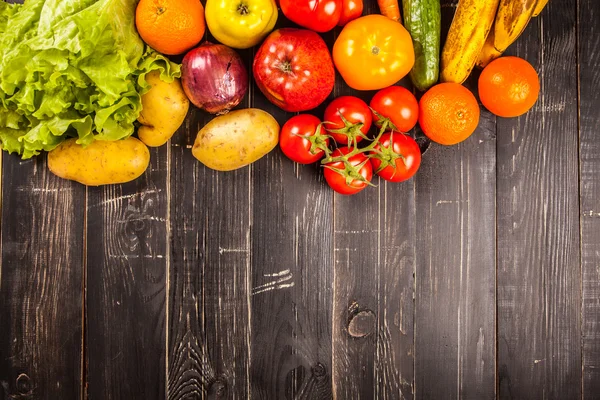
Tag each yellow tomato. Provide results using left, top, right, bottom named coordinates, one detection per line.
left=205, top=0, right=278, bottom=49
left=333, top=14, right=415, bottom=91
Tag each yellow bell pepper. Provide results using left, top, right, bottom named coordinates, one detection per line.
left=205, top=0, right=278, bottom=49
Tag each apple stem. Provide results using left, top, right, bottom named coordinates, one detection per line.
left=277, top=61, right=293, bottom=74
left=237, top=3, right=249, bottom=15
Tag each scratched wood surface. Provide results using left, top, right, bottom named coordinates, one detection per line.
left=579, top=0, right=600, bottom=397
left=496, top=0, right=582, bottom=398
left=0, top=0, right=598, bottom=399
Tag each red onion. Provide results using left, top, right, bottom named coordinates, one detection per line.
left=181, top=42, right=248, bottom=115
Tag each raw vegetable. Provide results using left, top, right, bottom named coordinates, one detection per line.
left=323, top=147, right=373, bottom=195
left=440, top=0, right=500, bottom=83
left=333, top=15, right=415, bottom=90
left=0, top=0, right=181, bottom=159
left=181, top=42, right=248, bottom=115
left=377, top=0, right=401, bottom=21
left=205, top=0, right=278, bottom=49
left=192, top=109, right=280, bottom=171
left=402, top=0, right=441, bottom=91
left=323, top=96, right=372, bottom=146
left=280, top=0, right=342, bottom=32
left=137, top=71, right=189, bottom=147
left=494, top=0, right=538, bottom=54
left=533, top=0, right=548, bottom=16
left=48, top=137, right=150, bottom=186
left=338, top=0, right=363, bottom=26
left=280, top=115, right=330, bottom=164
left=370, top=86, right=419, bottom=133
left=370, top=132, right=421, bottom=182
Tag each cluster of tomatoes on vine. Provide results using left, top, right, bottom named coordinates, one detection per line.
left=279, top=86, right=422, bottom=195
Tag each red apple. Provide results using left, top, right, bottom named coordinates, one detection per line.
left=253, top=28, right=335, bottom=112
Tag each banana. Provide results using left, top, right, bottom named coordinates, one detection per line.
left=533, top=0, right=548, bottom=17
left=494, top=0, right=539, bottom=52
left=476, top=26, right=503, bottom=68
left=441, top=0, right=501, bottom=83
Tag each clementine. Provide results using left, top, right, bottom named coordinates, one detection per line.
left=418, top=83, right=480, bottom=146
left=478, top=56, right=540, bottom=117
left=136, top=0, right=206, bottom=55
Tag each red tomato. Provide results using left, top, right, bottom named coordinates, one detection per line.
left=280, top=0, right=342, bottom=32
left=338, top=0, right=363, bottom=26
left=370, top=132, right=421, bottom=182
left=323, top=147, right=373, bottom=195
left=324, top=96, right=372, bottom=145
left=280, top=115, right=330, bottom=164
left=370, top=86, right=419, bottom=133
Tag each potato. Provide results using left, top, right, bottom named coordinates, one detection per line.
left=192, top=108, right=280, bottom=171
left=48, top=137, right=150, bottom=186
left=137, top=70, right=189, bottom=147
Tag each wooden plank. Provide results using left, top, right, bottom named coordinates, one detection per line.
left=329, top=4, right=415, bottom=399
left=85, top=145, right=169, bottom=399
left=413, top=80, right=497, bottom=399
left=0, top=155, right=85, bottom=399
left=496, top=2, right=582, bottom=398
left=248, top=24, right=334, bottom=397
left=167, top=48, right=252, bottom=398
left=579, top=0, right=600, bottom=396
left=413, top=1, right=496, bottom=398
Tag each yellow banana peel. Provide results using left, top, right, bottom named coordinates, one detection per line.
left=494, top=0, right=539, bottom=52
left=533, top=0, right=549, bottom=17
left=476, top=27, right=503, bottom=68
left=441, top=0, right=501, bottom=83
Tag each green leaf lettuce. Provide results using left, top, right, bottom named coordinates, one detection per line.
left=0, top=0, right=181, bottom=158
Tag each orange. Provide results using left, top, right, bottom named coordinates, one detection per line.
left=136, top=0, right=206, bottom=56
left=418, top=83, right=480, bottom=146
left=478, top=56, right=540, bottom=117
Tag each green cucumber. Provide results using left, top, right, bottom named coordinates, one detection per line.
left=402, top=0, right=441, bottom=91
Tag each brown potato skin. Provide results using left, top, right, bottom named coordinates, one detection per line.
left=192, top=108, right=280, bottom=171
left=48, top=137, right=150, bottom=186
left=137, top=70, right=189, bottom=147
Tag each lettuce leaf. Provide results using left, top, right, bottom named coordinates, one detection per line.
left=0, top=0, right=181, bottom=158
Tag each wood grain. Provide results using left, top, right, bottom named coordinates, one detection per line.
left=413, top=79, right=497, bottom=400
left=330, top=3, right=416, bottom=397
left=248, top=23, right=334, bottom=399
left=579, top=0, right=600, bottom=396
left=412, top=1, right=497, bottom=398
left=85, top=146, right=169, bottom=399
left=0, top=155, right=85, bottom=400
left=374, top=178, right=416, bottom=400
left=167, top=47, right=252, bottom=399
left=496, top=2, right=582, bottom=398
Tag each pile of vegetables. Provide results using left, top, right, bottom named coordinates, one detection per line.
left=0, top=0, right=548, bottom=192
left=0, top=0, right=180, bottom=159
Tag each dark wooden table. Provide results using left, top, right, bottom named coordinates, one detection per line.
left=1, top=0, right=599, bottom=399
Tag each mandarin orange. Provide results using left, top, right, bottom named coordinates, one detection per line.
left=136, top=0, right=205, bottom=55
left=418, top=83, right=480, bottom=146
left=478, top=56, right=540, bottom=117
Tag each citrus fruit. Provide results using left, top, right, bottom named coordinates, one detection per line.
left=136, top=0, right=206, bottom=56
left=478, top=56, right=540, bottom=117
left=418, top=83, right=480, bottom=146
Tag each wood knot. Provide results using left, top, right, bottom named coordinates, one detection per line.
left=207, top=378, right=227, bottom=398
left=348, top=309, right=376, bottom=338
left=16, top=374, right=32, bottom=394
left=311, top=362, right=327, bottom=378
